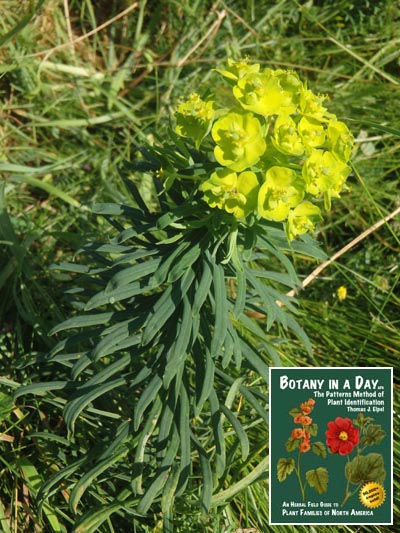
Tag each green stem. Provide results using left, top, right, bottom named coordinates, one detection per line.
left=295, top=449, right=306, bottom=501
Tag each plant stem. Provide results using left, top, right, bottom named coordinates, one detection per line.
left=295, top=449, right=305, bottom=501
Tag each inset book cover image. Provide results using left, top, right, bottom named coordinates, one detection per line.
left=269, top=367, right=393, bottom=525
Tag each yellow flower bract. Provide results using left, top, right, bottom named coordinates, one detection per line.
left=174, top=59, right=354, bottom=240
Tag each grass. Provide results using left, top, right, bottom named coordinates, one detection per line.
left=1, top=0, right=399, bottom=531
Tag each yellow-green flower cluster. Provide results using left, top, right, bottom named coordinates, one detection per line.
left=175, top=59, right=354, bottom=240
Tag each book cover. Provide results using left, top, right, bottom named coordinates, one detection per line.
left=269, top=367, right=393, bottom=525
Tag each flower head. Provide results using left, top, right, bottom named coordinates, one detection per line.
left=299, top=439, right=311, bottom=453
left=302, top=149, right=351, bottom=210
left=233, top=69, right=299, bottom=116
left=326, top=417, right=360, bottom=455
left=214, top=58, right=260, bottom=83
left=175, top=93, right=216, bottom=148
left=211, top=112, right=266, bottom=172
left=258, top=166, right=304, bottom=221
left=200, top=168, right=259, bottom=219
left=287, top=201, right=322, bottom=241
left=291, top=428, right=305, bottom=440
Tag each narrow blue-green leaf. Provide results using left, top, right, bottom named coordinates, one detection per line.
left=192, top=258, right=212, bottom=316
left=92, top=202, right=147, bottom=218
left=136, top=424, right=180, bottom=515
left=90, top=318, right=142, bottom=361
left=210, top=258, right=228, bottom=357
left=64, top=377, right=126, bottom=434
left=240, top=339, right=270, bottom=385
left=286, top=314, right=312, bottom=356
left=38, top=456, right=88, bottom=505
left=70, top=449, right=129, bottom=513
left=163, top=296, right=192, bottom=387
left=84, top=282, right=145, bottom=310
left=233, top=267, right=246, bottom=318
left=209, top=389, right=226, bottom=478
left=216, top=369, right=269, bottom=426
left=250, top=268, right=297, bottom=288
left=105, top=259, right=160, bottom=292
left=220, top=405, right=250, bottom=460
left=153, top=240, right=191, bottom=286
left=142, top=268, right=195, bottom=346
left=14, top=381, right=69, bottom=399
left=255, top=233, right=299, bottom=284
left=221, top=324, right=234, bottom=368
left=49, top=312, right=113, bottom=335
left=246, top=268, right=283, bottom=330
left=194, top=346, right=215, bottom=417
left=132, top=396, right=162, bottom=495
left=192, top=436, right=213, bottom=514
left=176, top=381, right=191, bottom=496
left=72, top=501, right=132, bottom=533
left=167, top=237, right=203, bottom=282
left=134, top=374, right=163, bottom=431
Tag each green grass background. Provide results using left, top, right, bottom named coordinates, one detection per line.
left=0, top=0, right=399, bottom=531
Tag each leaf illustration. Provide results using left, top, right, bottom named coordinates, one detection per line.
left=312, top=441, right=327, bottom=458
left=306, top=467, right=329, bottom=494
left=289, top=407, right=301, bottom=418
left=308, top=422, right=318, bottom=437
left=361, top=424, right=386, bottom=446
left=285, top=437, right=299, bottom=452
left=277, top=458, right=295, bottom=482
left=345, top=453, right=386, bottom=485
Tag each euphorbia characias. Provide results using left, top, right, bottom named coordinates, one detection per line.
left=174, top=58, right=354, bottom=241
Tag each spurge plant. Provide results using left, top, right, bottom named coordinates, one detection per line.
left=15, top=59, right=354, bottom=531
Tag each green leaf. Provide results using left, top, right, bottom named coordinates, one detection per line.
left=136, top=424, right=181, bottom=515
left=194, top=345, right=215, bottom=417
left=73, top=500, right=133, bottom=533
left=210, top=257, right=229, bottom=357
left=285, top=437, right=299, bottom=453
left=306, top=467, right=329, bottom=494
left=361, top=424, right=386, bottom=446
left=49, top=312, right=114, bottom=335
left=84, top=282, right=145, bottom=310
left=345, top=453, right=386, bottom=485
left=132, top=396, right=163, bottom=495
left=308, top=423, right=318, bottom=437
left=141, top=268, right=195, bottom=346
left=14, top=381, right=70, bottom=400
left=240, top=338, right=270, bottom=385
left=192, top=436, right=213, bottom=514
left=289, top=407, right=302, bottom=418
left=63, top=377, right=126, bottom=434
left=176, top=381, right=191, bottom=496
left=105, top=259, right=160, bottom=292
left=220, top=404, right=250, bottom=460
left=312, top=441, right=327, bottom=458
left=192, top=258, right=213, bottom=316
left=233, top=267, right=246, bottom=318
left=167, top=237, right=204, bottom=282
left=134, top=374, right=163, bottom=431
left=277, top=458, right=295, bottom=482
left=69, top=448, right=129, bottom=513
left=209, top=389, right=226, bottom=478
left=153, top=240, right=191, bottom=286
left=163, top=297, right=192, bottom=387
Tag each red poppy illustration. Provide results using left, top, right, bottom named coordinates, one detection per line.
left=325, top=416, right=360, bottom=455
